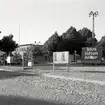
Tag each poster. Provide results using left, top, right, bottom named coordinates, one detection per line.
left=81, top=47, right=102, bottom=64
left=53, top=51, right=69, bottom=64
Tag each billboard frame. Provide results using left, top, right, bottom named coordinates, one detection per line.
left=81, top=47, right=102, bottom=64
left=53, top=51, right=70, bottom=72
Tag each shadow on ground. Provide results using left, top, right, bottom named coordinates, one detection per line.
left=79, top=70, right=105, bottom=73
left=0, top=95, right=73, bottom=105
left=0, top=70, right=41, bottom=80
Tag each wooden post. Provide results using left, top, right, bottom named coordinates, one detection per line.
left=67, top=54, right=70, bottom=72
left=31, top=51, right=33, bottom=69
left=67, top=63, right=69, bottom=72
left=53, top=52, right=55, bottom=72
left=66, top=63, right=67, bottom=71
left=22, top=52, right=24, bottom=70
left=53, top=62, right=55, bottom=72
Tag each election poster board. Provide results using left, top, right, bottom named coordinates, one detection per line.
left=53, top=51, right=69, bottom=71
left=53, top=51, right=69, bottom=64
left=81, top=47, right=102, bottom=64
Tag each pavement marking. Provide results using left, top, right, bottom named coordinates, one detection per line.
left=43, top=73, right=105, bottom=85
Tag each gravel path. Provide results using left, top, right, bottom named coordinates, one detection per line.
left=0, top=70, right=74, bottom=105
left=0, top=66, right=105, bottom=105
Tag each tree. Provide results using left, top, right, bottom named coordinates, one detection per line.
left=0, top=34, right=18, bottom=55
left=85, top=37, right=97, bottom=47
left=96, top=35, right=105, bottom=58
left=61, top=26, right=83, bottom=41
left=44, top=26, right=98, bottom=56
left=12, top=52, right=22, bottom=65
left=78, top=27, right=92, bottom=41
left=57, top=38, right=84, bottom=55
left=26, top=45, right=43, bottom=63
left=57, top=26, right=84, bottom=55
left=99, top=35, right=105, bottom=43
left=43, top=31, right=60, bottom=55
left=32, top=45, right=43, bottom=58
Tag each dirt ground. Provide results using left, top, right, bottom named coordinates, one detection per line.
left=0, top=65, right=105, bottom=105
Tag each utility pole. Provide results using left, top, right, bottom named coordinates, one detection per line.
left=89, top=11, right=98, bottom=38
left=19, top=24, right=20, bottom=45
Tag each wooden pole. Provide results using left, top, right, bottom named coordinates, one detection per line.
left=22, top=52, right=24, bottom=70
left=53, top=62, right=55, bottom=72
left=31, top=51, right=33, bottom=69
left=68, top=63, right=69, bottom=72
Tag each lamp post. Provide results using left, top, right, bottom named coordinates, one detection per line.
left=89, top=11, right=98, bottom=38
left=74, top=50, right=77, bottom=63
left=19, top=24, right=20, bottom=45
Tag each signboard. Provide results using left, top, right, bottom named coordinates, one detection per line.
left=23, top=52, right=28, bottom=66
left=81, top=47, right=102, bottom=64
left=53, top=51, right=69, bottom=72
left=53, top=51, right=69, bottom=64
left=22, top=52, right=33, bottom=69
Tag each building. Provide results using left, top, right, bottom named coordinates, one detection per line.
left=14, top=43, right=43, bottom=55
left=12, top=43, right=45, bottom=64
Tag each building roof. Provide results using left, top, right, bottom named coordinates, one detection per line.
left=19, top=44, right=35, bottom=47
left=18, top=43, right=43, bottom=47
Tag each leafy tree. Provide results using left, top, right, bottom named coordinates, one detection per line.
left=12, top=52, right=22, bottom=65
left=43, top=31, right=60, bottom=55
left=61, top=26, right=83, bottom=41
left=57, top=26, right=84, bottom=55
left=57, top=39, right=84, bottom=55
left=32, top=45, right=43, bottom=58
left=85, top=37, right=97, bottom=47
left=44, top=26, right=98, bottom=56
left=78, top=27, right=92, bottom=41
left=99, top=36, right=105, bottom=43
left=78, top=27, right=98, bottom=47
left=26, top=45, right=43, bottom=62
left=100, top=42, right=105, bottom=58
left=0, top=34, right=18, bottom=55
left=96, top=36, right=105, bottom=58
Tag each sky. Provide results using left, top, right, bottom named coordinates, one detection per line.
left=0, top=0, right=105, bottom=45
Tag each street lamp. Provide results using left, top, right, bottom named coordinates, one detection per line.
left=89, top=11, right=98, bottom=38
